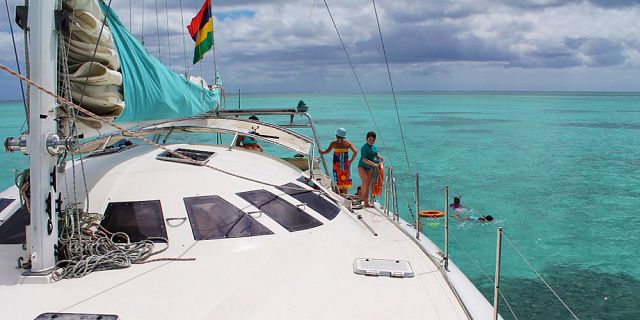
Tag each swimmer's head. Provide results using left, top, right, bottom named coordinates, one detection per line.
left=453, top=197, right=461, bottom=204
left=480, top=215, right=494, bottom=222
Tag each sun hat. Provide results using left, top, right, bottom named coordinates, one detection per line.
left=335, top=127, right=347, bottom=138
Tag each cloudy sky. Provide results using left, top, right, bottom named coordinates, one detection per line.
left=1, top=0, right=640, bottom=99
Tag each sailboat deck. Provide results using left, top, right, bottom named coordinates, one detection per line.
left=0, top=144, right=487, bottom=319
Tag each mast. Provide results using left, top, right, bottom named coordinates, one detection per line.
left=26, top=0, right=59, bottom=276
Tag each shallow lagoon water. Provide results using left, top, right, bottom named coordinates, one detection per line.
left=1, top=91, right=639, bottom=319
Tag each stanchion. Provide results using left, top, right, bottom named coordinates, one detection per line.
left=415, top=172, right=420, bottom=239
left=444, top=185, right=449, bottom=271
left=493, top=227, right=503, bottom=320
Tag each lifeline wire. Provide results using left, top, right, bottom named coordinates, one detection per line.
left=503, top=233, right=580, bottom=320
left=449, top=230, right=519, bottom=320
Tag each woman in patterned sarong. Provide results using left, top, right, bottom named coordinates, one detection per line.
left=320, top=128, right=358, bottom=194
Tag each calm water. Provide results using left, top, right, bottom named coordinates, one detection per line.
left=1, top=92, right=639, bottom=319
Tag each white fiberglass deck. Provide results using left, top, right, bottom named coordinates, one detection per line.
left=0, top=143, right=492, bottom=319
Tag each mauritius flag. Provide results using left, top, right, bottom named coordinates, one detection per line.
left=188, top=0, right=214, bottom=64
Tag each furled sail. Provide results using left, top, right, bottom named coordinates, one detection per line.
left=64, top=0, right=124, bottom=128
left=98, top=1, right=221, bottom=123
left=62, top=0, right=221, bottom=129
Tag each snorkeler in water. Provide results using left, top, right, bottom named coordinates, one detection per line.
left=450, top=196, right=463, bottom=211
left=452, top=212, right=494, bottom=223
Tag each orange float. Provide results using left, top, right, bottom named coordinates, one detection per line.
left=419, top=210, right=445, bottom=218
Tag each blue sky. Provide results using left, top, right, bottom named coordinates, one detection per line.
left=1, top=0, right=640, bottom=100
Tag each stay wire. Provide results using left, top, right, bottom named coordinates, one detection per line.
left=179, top=0, right=189, bottom=77
left=371, top=0, right=411, bottom=174
left=503, top=233, right=580, bottom=320
left=154, top=0, right=162, bottom=60
left=449, top=230, right=519, bottom=320
left=4, top=0, right=28, bottom=127
left=164, top=0, right=172, bottom=70
left=322, top=0, right=414, bottom=217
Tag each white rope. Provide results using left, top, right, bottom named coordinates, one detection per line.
left=0, top=63, right=324, bottom=195
left=503, top=233, right=580, bottom=319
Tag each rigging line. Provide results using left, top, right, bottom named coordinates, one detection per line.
left=211, top=13, right=217, bottom=82
left=309, top=0, right=316, bottom=17
left=164, top=0, right=172, bottom=70
left=449, top=230, right=519, bottom=320
left=71, top=0, right=116, bottom=213
left=371, top=0, right=411, bottom=174
left=322, top=0, right=415, bottom=217
left=195, top=0, right=203, bottom=79
left=129, top=0, right=132, bottom=30
left=179, top=0, right=189, bottom=77
left=0, top=63, right=328, bottom=196
left=503, top=233, right=580, bottom=320
left=155, top=0, right=162, bottom=60
left=4, top=0, right=28, bottom=125
left=21, top=0, right=30, bottom=134
left=141, top=0, right=145, bottom=46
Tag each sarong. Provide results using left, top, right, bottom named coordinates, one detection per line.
left=332, top=149, right=352, bottom=189
left=371, top=162, right=384, bottom=197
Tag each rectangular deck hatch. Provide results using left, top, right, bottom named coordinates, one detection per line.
left=156, top=148, right=215, bottom=165
left=353, top=258, right=414, bottom=278
left=35, top=313, right=119, bottom=320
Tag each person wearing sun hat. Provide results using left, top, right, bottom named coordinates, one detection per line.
left=320, top=127, right=358, bottom=194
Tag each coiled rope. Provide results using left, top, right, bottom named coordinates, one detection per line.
left=53, top=206, right=192, bottom=282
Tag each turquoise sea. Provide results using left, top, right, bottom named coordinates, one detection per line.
left=1, top=92, right=639, bottom=319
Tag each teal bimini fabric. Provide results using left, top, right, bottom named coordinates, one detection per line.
left=99, top=2, right=220, bottom=122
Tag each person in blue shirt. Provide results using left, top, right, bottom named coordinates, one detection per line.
left=235, top=115, right=264, bottom=152
left=357, top=131, right=383, bottom=207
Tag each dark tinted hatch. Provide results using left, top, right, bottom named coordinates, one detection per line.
left=279, top=183, right=340, bottom=220
left=237, top=190, right=322, bottom=232
left=100, top=200, right=167, bottom=242
left=184, top=195, right=273, bottom=240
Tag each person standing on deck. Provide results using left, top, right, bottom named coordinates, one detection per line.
left=320, top=128, right=358, bottom=194
left=358, top=131, right=383, bottom=207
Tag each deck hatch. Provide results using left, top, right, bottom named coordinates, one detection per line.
left=0, top=198, right=15, bottom=213
left=101, top=200, right=167, bottom=242
left=184, top=195, right=273, bottom=240
left=35, top=313, right=120, bottom=320
left=156, top=148, right=215, bottom=165
left=237, top=190, right=323, bottom=232
left=0, top=206, right=27, bottom=244
left=279, top=183, right=339, bottom=220
left=353, top=258, right=414, bottom=278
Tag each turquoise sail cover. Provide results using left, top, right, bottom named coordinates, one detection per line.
left=99, top=2, right=220, bottom=122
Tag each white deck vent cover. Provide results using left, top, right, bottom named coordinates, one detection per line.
left=156, top=148, right=215, bottom=166
left=353, top=258, right=414, bottom=278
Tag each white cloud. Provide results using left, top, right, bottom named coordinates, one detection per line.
left=1, top=0, right=640, bottom=98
